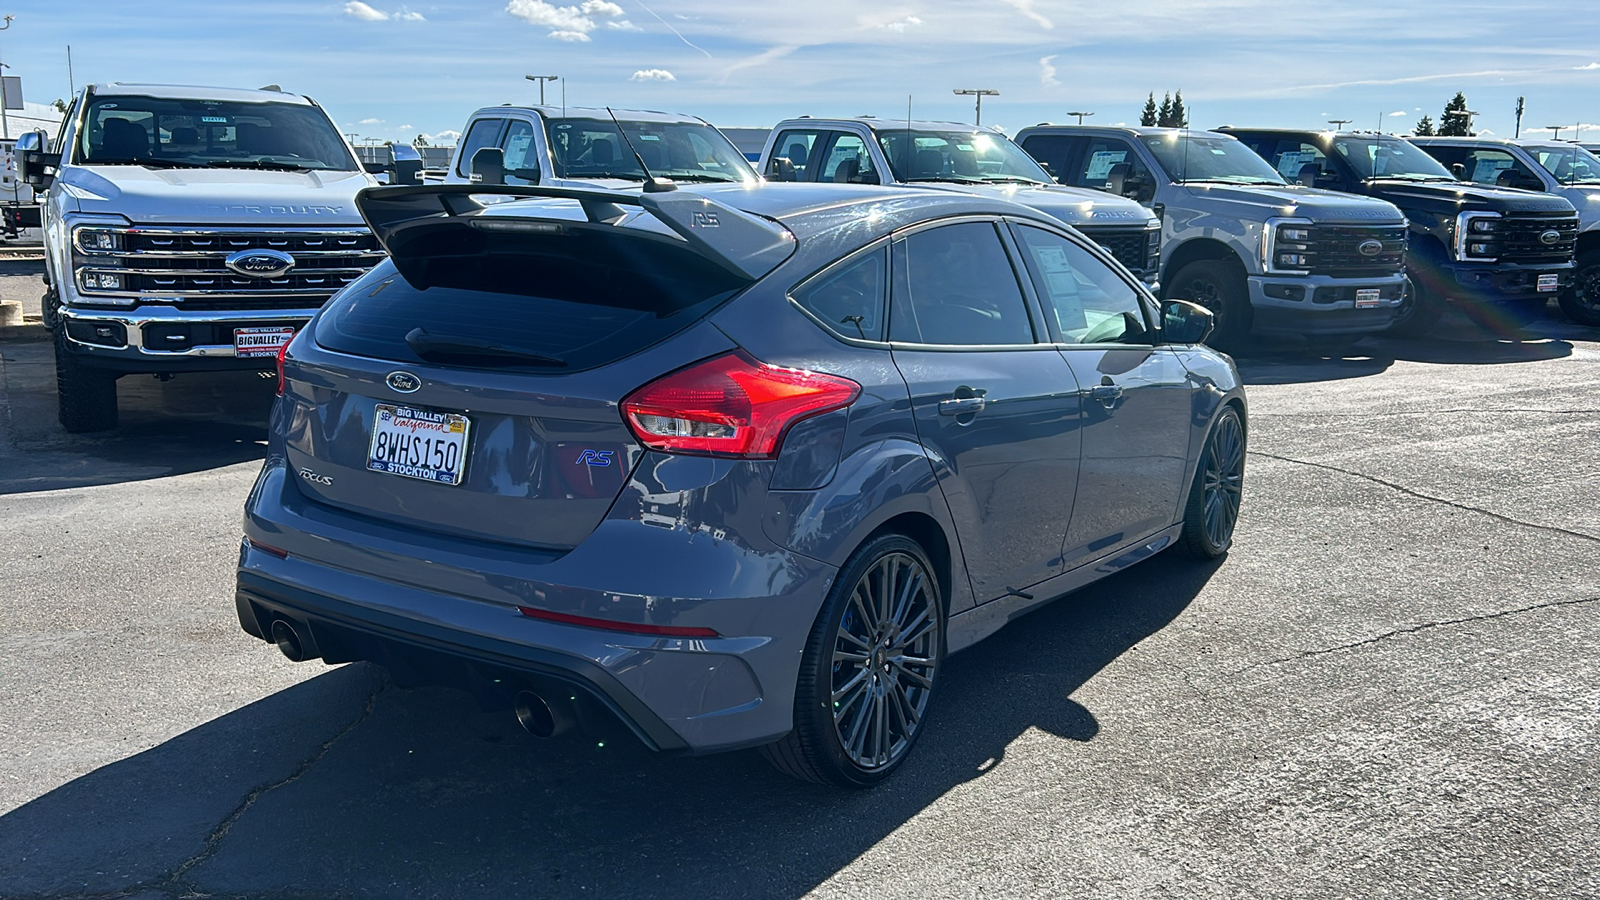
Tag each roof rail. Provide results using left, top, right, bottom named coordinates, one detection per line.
left=355, top=184, right=795, bottom=281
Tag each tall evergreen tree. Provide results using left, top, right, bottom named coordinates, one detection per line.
left=1157, top=93, right=1174, bottom=128
left=1439, top=92, right=1474, bottom=136
left=1171, top=91, right=1188, bottom=128
left=1141, top=93, right=1159, bottom=127
left=1413, top=114, right=1436, bottom=136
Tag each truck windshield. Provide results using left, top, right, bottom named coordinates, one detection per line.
left=875, top=129, right=1051, bottom=184
left=1526, top=144, right=1600, bottom=185
left=1144, top=134, right=1285, bottom=185
left=1332, top=137, right=1456, bottom=181
left=76, top=95, right=358, bottom=171
left=543, top=117, right=756, bottom=183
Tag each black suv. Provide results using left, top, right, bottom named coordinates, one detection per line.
left=1221, top=128, right=1580, bottom=333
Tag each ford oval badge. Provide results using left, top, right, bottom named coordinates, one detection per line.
left=225, top=248, right=296, bottom=279
left=1539, top=229, right=1562, bottom=246
left=1357, top=240, right=1384, bottom=257
left=385, top=371, right=421, bottom=393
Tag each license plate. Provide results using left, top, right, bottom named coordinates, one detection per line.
left=367, top=404, right=471, bottom=485
left=1537, top=274, right=1559, bottom=293
left=234, top=326, right=295, bottom=358
left=1354, top=288, right=1381, bottom=309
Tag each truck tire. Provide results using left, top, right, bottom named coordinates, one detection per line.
left=1165, top=259, right=1251, bottom=351
left=55, top=331, right=120, bottom=433
left=1557, top=251, right=1600, bottom=327
left=1386, top=274, right=1443, bottom=337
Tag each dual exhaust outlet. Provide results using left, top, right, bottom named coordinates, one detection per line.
left=269, top=618, right=575, bottom=740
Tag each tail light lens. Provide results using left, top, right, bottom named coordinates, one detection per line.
left=622, top=352, right=860, bottom=458
left=275, top=335, right=292, bottom=396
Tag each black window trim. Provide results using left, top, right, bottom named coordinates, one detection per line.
left=784, top=238, right=893, bottom=347
left=883, top=215, right=1056, bottom=352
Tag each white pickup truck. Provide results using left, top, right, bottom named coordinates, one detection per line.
left=757, top=117, right=1162, bottom=284
left=17, top=83, right=418, bottom=432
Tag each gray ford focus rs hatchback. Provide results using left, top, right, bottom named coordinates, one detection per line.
left=236, top=179, right=1246, bottom=787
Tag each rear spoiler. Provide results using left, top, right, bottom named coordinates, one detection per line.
left=355, top=184, right=796, bottom=282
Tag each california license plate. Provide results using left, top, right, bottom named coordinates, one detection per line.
left=1354, top=288, right=1381, bottom=309
left=1537, top=274, right=1559, bottom=293
left=367, top=404, right=471, bottom=485
left=234, top=326, right=295, bottom=358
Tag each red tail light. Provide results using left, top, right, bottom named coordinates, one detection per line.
left=622, top=352, right=860, bottom=458
left=275, top=336, right=292, bottom=396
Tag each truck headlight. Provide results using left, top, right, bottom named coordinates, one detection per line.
left=73, top=228, right=125, bottom=253
left=81, top=271, right=125, bottom=291
left=1263, top=217, right=1315, bottom=274
left=1455, top=212, right=1501, bottom=260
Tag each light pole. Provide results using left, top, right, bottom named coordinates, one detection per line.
left=1328, top=118, right=1353, bottom=131
left=0, top=15, right=14, bottom=141
left=1547, top=125, right=1568, bottom=141
left=525, top=75, right=558, bottom=106
left=1066, top=111, right=1094, bottom=125
left=952, top=88, right=999, bottom=127
left=1444, top=108, right=1478, bottom=135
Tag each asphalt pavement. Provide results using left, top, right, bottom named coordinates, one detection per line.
left=1, top=310, right=1597, bottom=899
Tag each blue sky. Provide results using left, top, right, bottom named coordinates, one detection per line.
left=7, top=0, right=1600, bottom=144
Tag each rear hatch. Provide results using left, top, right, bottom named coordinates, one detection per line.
left=279, top=184, right=794, bottom=550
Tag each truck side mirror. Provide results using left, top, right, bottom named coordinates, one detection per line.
left=1106, top=162, right=1130, bottom=196
left=1160, top=299, right=1214, bottom=344
left=767, top=157, right=798, bottom=182
left=1450, top=162, right=1465, bottom=180
left=471, top=147, right=505, bottom=186
left=388, top=143, right=424, bottom=186
left=15, top=130, right=59, bottom=189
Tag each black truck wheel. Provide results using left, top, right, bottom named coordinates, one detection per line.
left=55, top=331, right=120, bottom=433
left=1557, top=252, right=1600, bottom=327
left=1386, top=274, right=1443, bottom=337
left=1166, top=259, right=1252, bottom=351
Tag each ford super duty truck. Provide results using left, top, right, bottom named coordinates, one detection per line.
left=757, top=117, right=1163, bottom=284
left=16, top=83, right=414, bottom=432
left=1015, top=125, right=1409, bottom=351
left=1409, top=136, right=1597, bottom=325
left=1223, top=128, right=1579, bottom=333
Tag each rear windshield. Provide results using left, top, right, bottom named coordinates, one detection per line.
left=315, top=240, right=744, bottom=372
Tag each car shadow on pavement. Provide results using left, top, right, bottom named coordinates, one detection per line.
left=0, top=341, right=273, bottom=494
left=0, top=552, right=1222, bottom=899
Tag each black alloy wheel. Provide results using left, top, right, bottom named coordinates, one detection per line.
left=1386, top=274, right=1443, bottom=337
left=1178, top=406, right=1245, bottom=559
left=1166, top=259, right=1251, bottom=351
left=1557, top=252, right=1600, bottom=326
left=762, top=533, right=945, bottom=787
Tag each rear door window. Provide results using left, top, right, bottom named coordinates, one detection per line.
left=500, top=120, right=540, bottom=185
left=455, top=117, right=507, bottom=178
left=889, top=222, right=1037, bottom=345
left=818, top=134, right=878, bottom=183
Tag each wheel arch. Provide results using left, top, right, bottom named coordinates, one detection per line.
left=1161, top=237, right=1241, bottom=287
left=863, top=511, right=955, bottom=617
left=1577, top=228, right=1600, bottom=259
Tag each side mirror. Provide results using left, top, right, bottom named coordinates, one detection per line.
left=15, top=130, right=59, bottom=189
left=388, top=143, right=423, bottom=186
left=853, top=169, right=880, bottom=185
left=1160, top=298, right=1214, bottom=344
left=470, top=147, right=505, bottom=185
left=768, top=157, right=798, bottom=182
left=1450, top=162, right=1465, bottom=180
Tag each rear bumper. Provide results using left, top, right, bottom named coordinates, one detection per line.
left=238, top=458, right=835, bottom=754
left=1247, top=272, right=1405, bottom=335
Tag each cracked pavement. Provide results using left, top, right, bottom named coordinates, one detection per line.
left=1, top=310, right=1598, bottom=899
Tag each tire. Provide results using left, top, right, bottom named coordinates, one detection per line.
left=1178, top=405, right=1245, bottom=560
left=761, top=533, right=945, bottom=788
left=1557, top=251, right=1600, bottom=327
left=55, top=330, right=119, bottom=433
left=1164, top=259, right=1252, bottom=352
left=1386, top=273, right=1443, bottom=337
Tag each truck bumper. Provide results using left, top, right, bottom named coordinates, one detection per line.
left=1437, top=260, right=1574, bottom=305
left=1247, top=272, right=1406, bottom=336
left=58, top=304, right=319, bottom=374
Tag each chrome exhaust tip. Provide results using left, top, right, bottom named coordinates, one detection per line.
left=513, top=691, right=574, bottom=739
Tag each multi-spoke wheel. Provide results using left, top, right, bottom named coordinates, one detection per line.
left=1165, top=259, right=1251, bottom=352
left=1179, top=405, right=1245, bottom=559
left=761, top=534, right=945, bottom=787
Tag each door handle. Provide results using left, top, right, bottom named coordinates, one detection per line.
left=1089, top=385, right=1122, bottom=402
left=938, top=396, right=988, bottom=416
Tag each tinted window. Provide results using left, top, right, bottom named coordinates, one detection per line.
left=792, top=247, right=887, bottom=340
left=1258, top=139, right=1333, bottom=183
left=767, top=129, right=824, bottom=181
left=1068, top=137, right=1156, bottom=201
left=1013, top=225, right=1150, bottom=345
left=501, top=120, right=540, bottom=185
left=1018, top=133, right=1080, bottom=184
left=889, top=222, right=1035, bottom=345
left=455, top=117, right=506, bottom=178
left=820, top=134, right=878, bottom=183
left=1459, top=148, right=1539, bottom=187
left=544, top=117, right=753, bottom=183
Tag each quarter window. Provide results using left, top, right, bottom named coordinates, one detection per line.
left=791, top=247, right=887, bottom=341
left=889, top=222, right=1036, bottom=346
left=1013, top=225, right=1151, bottom=345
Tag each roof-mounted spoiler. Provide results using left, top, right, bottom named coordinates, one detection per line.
left=356, top=184, right=795, bottom=282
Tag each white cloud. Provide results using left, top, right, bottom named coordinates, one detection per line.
left=1388, top=110, right=1406, bottom=116
left=1002, top=0, right=1053, bottom=30
left=630, top=68, right=677, bottom=82
left=507, top=0, right=634, bottom=41
left=359, top=117, right=384, bottom=124
left=1575, top=62, right=1600, bottom=70
left=1039, top=55, right=1060, bottom=87
left=395, top=7, right=425, bottom=21
left=344, top=1, right=389, bottom=21
left=399, top=124, right=414, bottom=130
left=877, top=15, right=923, bottom=32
